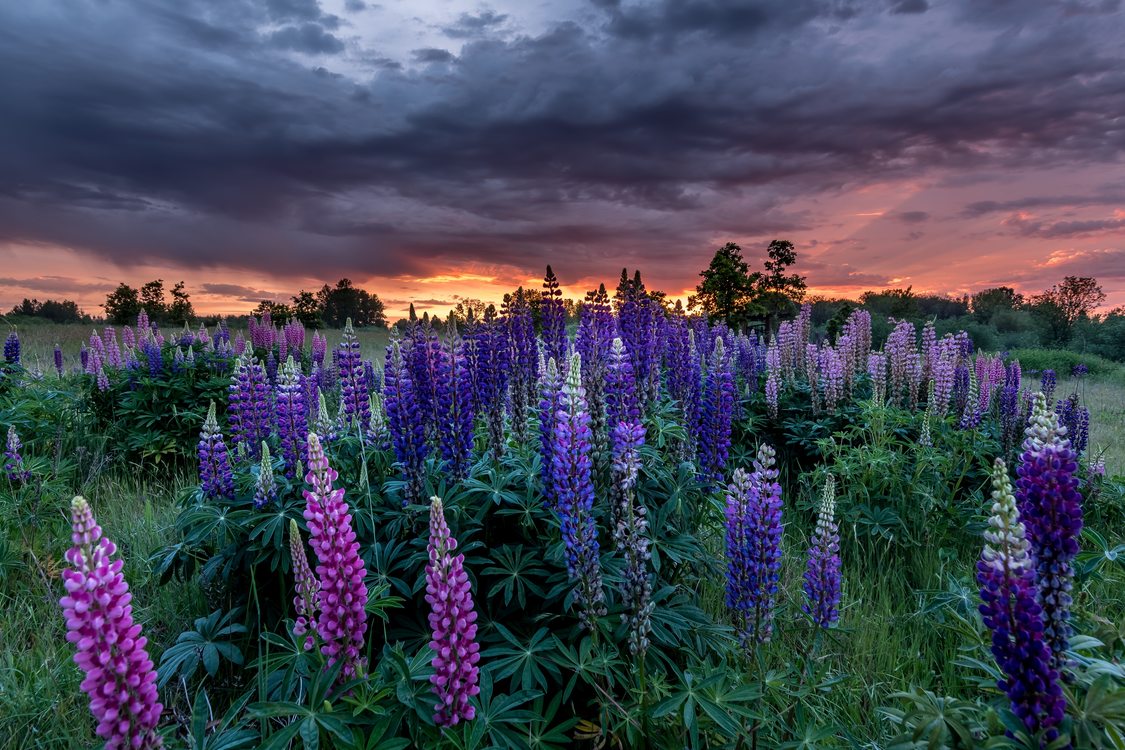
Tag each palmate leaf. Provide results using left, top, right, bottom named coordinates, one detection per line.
left=158, top=607, right=247, bottom=688
left=480, top=545, right=548, bottom=609
left=186, top=689, right=258, bottom=750
left=484, top=624, right=560, bottom=694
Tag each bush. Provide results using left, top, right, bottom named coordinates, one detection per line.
left=1007, top=348, right=1125, bottom=382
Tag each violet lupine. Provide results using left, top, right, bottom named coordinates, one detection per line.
left=54, top=344, right=64, bottom=377
left=819, top=346, right=844, bottom=412
left=60, top=496, right=163, bottom=749
left=537, top=356, right=564, bottom=508
left=930, top=349, right=957, bottom=417
left=290, top=519, right=320, bottom=651
left=725, top=444, right=783, bottom=646
left=275, top=356, right=309, bottom=479
left=337, top=319, right=372, bottom=437
left=697, top=338, right=736, bottom=488
left=254, top=443, right=277, bottom=509
left=541, top=265, right=568, bottom=368
left=1055, top=393, right=1089, bottom=456
left=1017, top=393, right=1083, bottom=672
left=765, top=345, right=781, bottom=420
left=977, top=459, right=1066, bottom=740
left=407, top=320, right=443, bottom=440
left=1040, top=369, right=1057, bottom=404
left=436, top=334, right=475, bottom=480
left=803, top=474, right=841, bottom=628
left=662, top=315, right=694, bottom=412
left=552, top=353, right=606, bottom=629
left=228, top=353, right=272, bottom=459
left=576, top=284, right=614, bottom=453
left=611, top=421, right=653, bottom=656
left=5, top=425, right=30, bottom=483
left=605, top=337, right=640, bottom=441
left=4, top=331, right=20, bottom=364
left=470, top=311, right=509, bottom=458
left=385, top=341, right=429, bottom=505
left=502, top=288, right=538, bottom=444
left=867, top=352, right=887, bottom=405
left=425, top=497, right=482, bottom=727
left=198, top=402, right=234, bottom=500
left=617, top=270, right=661, bottom=407
left=303, top=433, right=368, bottom=679
left=885, top=319, right=917, bottom=407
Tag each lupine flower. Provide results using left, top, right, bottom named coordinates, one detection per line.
left=616, top=270, right=661, bottom=407
left=254, top=443, right=277, bottom=509
left=541, top=265, right=568, bottom=368
left=611, top=421, right=653, bottom=656
left=385, top=341, right=429, bottom=505
left=313, top=388, right=336, bottom=444
left=1071, top=363, right=1088, bottom=379
left=697, top=338, right=736, bottom=487
left=276, top=356, right=309, bottom=479
left=60, top=497, right=163, bottom=749
left=725, top=444, right=783, bottom=645
left=303, top=433, right=368, bottom=679
left=407, top=320, right=442, bottom=440
left=867, top=352, right=887, bottom=405
left=538, top=356, right=564, bottom=506
left=502, top=288, right=537, bottom=444
left=1055, top=393, right=1089, bottom=456
left=289, top=519, right=320, bottom=652
left=467, top=311, right=509, bottom=458
left=5, top=425, right=30, bottom=483
left=576, top=284, right=614, bottom=453
left=54, top=344, right=64, bottom=377
left=1017, top=393, right=1083, bottom=671
left=1040, top=369, right=1057, bottom=404
left=436, top=334, right=475, bottom=480
left=228, top=353, right=272, bottom=459
left=337, top=319, right=372, bottom=437
left=4, top=331, right=20, bottom=365
left=198, top=402, right=234, bottom=500
left=552, top=353, right=606, bottom=628
left=366, top=393, right=390, bottom=450
left=803, top=474, right=841, bottom=628
left=606, top=337, right=641, bottom=431
left=425, top=497, right=482, bottom=727
left=977, top=459, right=1066, bottom=740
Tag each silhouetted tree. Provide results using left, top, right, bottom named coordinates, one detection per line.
left=971, top=286, right=1024, bottom=323
left=9, top=298, right=86, bottom=323
left=168, top=281, right=194, bottom=323
left=104, top=283, right=142, bottom=325
left=756, top=239, right=807, bottom=333
left=316, top=278, right=386, bottom=328
left=1031, top=276, right=1106, bottom=345
left=691, top=242, right=761, bottom=328
left=290, top=290, right=322, bottom=328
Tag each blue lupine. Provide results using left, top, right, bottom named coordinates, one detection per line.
left=503, top=288, right=537, bottom=444
left=605, top=337, right=640, bottom=431
left=1017, top=393, right=1083, bottom=672
left=4, top=331, right=20, bottom=365
left=802, top=474, right=841, bottom=628
left=385, top=340, right=429, bottom=505
left=1040, top=369, right=1056, bottom=404
left=978, top=458, right=1066, bottom=740
left=54, top=344, right=64, bottom=377
left=576, top=284, right=614, bottom=452
left=142, top=340, right=162, bottom=377
left=616, top=270, right=660, bottom=408
left=228, top=353, right=272, bottom=459
left=541, top=265, right=568, bottom=369
left=1055, top=393, right=1089, bottom=456
left=725, top=444, right=783, bottom=645
left=698, top=337, right=736, bottom=487
left=436, top=333, right=474, bottom=480
left=538, top=355, right=564, bottom=507
left=551, top=353, right=605, bottom=629
left=198, top=402, right=234, bottom=500
left=408, top=319, right=442, bottom=441
left=337, top=319, right=372, bottom=437
left=472, top=310, right=510, bottom=457
left=276, top=356, right=309, bottom=479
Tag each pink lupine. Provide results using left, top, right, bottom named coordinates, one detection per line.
left=425, top=496, right=481, bottom=727
left=302, top=433, right=368, bottom=679
left=59, top=496, right=163, bottom=749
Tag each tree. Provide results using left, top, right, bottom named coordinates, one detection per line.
left=104, top=283, right=142, bottom=325
left=452, top=298, right=488, bottom=324
left=1031, top=276, right=1106, bottom=345
left=690, top=242, right=761, bottom=328
left=140, top=279, right=167, bottom=321
left=9, top=298, right=86, bottom=323
left=316, top=279, right=386, bottom=328
left=755, top=239, right=807, bottom=333
left=168, top=281, right=194, bottom=323
left=252, top=300, right=293, bottom=320
left=970, top=287, right=1024, bottom=323
left=860, top=288, right=919, bottom=319
left=291, top=290, right=322, bottom=328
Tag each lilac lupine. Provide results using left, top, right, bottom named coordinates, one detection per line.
left=552, top=353, right=606, bottom=628
left=725, top=444, right=783, bottom=646
left=385, top=341, right=429, bottom=505
left=471, top=311, right=509, bottom=458
left=541, top=265, right=568, bottom=368
left=4, top=331, right=20, bottom=364
left=605, top=337, right=641, bottom=438
left=228, top=353, right=272, bottom=459
left=425, top=497, right=482, bottom=727
left=5, top=425, right=30, bottom=483
left=885, top=319, right=917, bottom=407
left=253, top=443, right=278, bottom=509
left=198, top=402, right=234, bottom=500
left=311, top=331, right=327, bottom=369
left=289, top=519, right=320, bottom=651
left=1040, top=370, right=1057, bottom=404
left=60, top=497, right=163, bottom=749
left=502, top=288, right=538, bottom=444
left=697, top=338, right=736, bottom=488
left=303, top=433, right=368, bottom=679
left=1055, top=394, right=1089, bottom=456
left=337, top=319, right=372, bottom=437
left=803, top=474, right=841, bottom=628
left=930, top=349, right=956, bottom=417
left=617, top=270, right=661, bottom=407
left=94, top=354, right=110, bottom=392
left=436, top=334, right=475, bottom=480
left=1017, top=393, right=1083, bottom=671
left=867, top=352, right=887, bottom=405
left=576, top=284, right=614, bottom=451
left=123, top=326, right=136, bottom=350
left=819, top=346, right=844, bottom=412
left=977, top=459, right=1066, bottom=740
left=537, top=356, right=564, bottom=507
left=611, top=421, right=653, bottom=656
left=765, top=345, right=781, bottom=420
left=54, top=344, right=64, bottom=377
left=276, top=356, right=309, bottom=479
left=103, top=328, right=122, bottom=369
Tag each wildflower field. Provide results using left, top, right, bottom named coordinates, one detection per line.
left=1, top=274, right=1124, bottom=750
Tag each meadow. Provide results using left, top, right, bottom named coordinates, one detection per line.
left=1, top=292, right=1122, bottom=750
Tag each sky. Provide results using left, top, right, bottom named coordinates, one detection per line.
left=0, top=0, right=1123, bottom=320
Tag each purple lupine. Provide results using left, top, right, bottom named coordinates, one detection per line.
left=867, top=352, right=887, bottom=405
left=1040, top=370, right=1057, bottom=404
left=605, top=337, right=640, bottom=432
left=1055, top=393, right=1090, bottom=456
left=819, top=346, right=844, bottom=412
left=436, top=334, right=475, bottom=480
left=276, top=356, right=309, bottom=479
left=290, top=519, right=320, bottom=651
left=541, top=265, right=568, bottom=368
left=228, top=353, right=272, bottom=459
left=616, top=270, right=661, bottom=408
left=469, top=310, right=509, bottom=458
left=662, top=315, right=694, bottom=413
left=697, top=338, right=736, bottom=487
left=802, top=474, right=841, bottom=628
left=502, top=288, right=537, bottom=444
left=1071, top=363, right=1088, bottom=379
left=5, top=425, right=30, bottom=483
left=552, top=353, right=606, bottom=628
left=54, top=344, right=64, bottom=377
left=303, top=433, right=368, bottom=679
left=385, top=340, right=429, bottom=505
left=725, top=444, right=783, bottom=646
left=611, top=421, right=653, bottom=656
left=929, top=348, right=957, bottom=417
left=337, top=319, right=372, bottom=437
left=254, top=443, right=277, bottom=509
left=407, top=320, right=443, bottom=441
left=141, top=340, right=162, bottom=377
left=311, top=331, right=327, bottom=369
left=4, top=331, right=20, bottom=365
left=765, top=345, right=781, bottom=420
left=60, top=496, right=163, bottom=749
left=576, top=284, right=614, bottom=452
left=537, top=355, right=564, bottom=507
left=977, top=459, right=1066, bottom=740
left=1017, top=393, right=1083, bottom=671
left=885, top=319, right=917, bottom=407
left=425, top=497, right=482, bottom=727
left=198, top=402, right=234, bottom=500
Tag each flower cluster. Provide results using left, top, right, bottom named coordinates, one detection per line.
left=253, top=443, right=277, bottom=509
left=611, top=421, right=653, bottom=656
left=289, top=519, right=320, bottom=652
left=228, top=353, right=272, bottom=459
left=4, top=331, right=20, bottom=364
left=337, top=319, right=372, bottom=436
left=541, top=265, right=568, bottom=369
left=4, top=425, right=30, bottom=483
left=60, top=497, right=163, bottom=749
left=275, top=356, right=309, bottom=479
left=802, top=474, right=841, bottom=628
left=198, top=402, right=234, bottom=500
left=425, top=497, right=482, bottom=727
left=303, top=433, right=369, bottom=679
left=384, top=340, right=429, bottom=505
left=436, top=336, right=475, bottom=480
left=697, top=338, right=735, bottom=487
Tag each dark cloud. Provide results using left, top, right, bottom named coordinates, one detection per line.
left=890, top=0, right=929, bottom=14
left=1003, top=214, right=1125, bottom=239
left=442, top=10, right=508, bottom=38
left=268, top=23, right=345, bottom=54
left=411, top=47, right=456, bottom=63
left=199, top=283, right=281, bottom=298
left=345, top=0, right=368, bottom=11
left=0, top=276, right=115, bottom=295
left=894, top=211, right=930, bottom=223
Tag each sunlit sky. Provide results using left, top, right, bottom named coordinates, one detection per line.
left=1, top=0, right=1123, bottom=320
